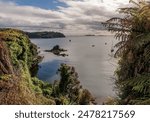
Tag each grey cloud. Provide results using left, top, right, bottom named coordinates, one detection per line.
left=40, top=21, right=67, bottom=29
left=0, top=0, right=129, bottom=35
left=83, top=6, right=119, bottom=18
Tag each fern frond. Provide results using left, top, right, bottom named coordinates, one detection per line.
left=129, top=0, right=140, bottom=7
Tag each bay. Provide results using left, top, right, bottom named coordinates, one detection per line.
left=31, top=36, right=118, bottom=104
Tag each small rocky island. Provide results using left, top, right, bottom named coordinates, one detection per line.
left=45, top=45, right=68, bottom=57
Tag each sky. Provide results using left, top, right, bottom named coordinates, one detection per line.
left=0, top=0, right=133, bottom=35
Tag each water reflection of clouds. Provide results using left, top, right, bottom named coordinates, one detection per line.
left=31, top=36, right=117, bottom=103
left=38, top=59, right=64, bottom=83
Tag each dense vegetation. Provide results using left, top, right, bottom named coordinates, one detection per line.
left=103, top=0, right=150, bottom=104
left=0, top=28, right=94, bottom=105
left=25, top=31, right=65, bottom=38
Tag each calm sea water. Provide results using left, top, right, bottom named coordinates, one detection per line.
left=31, top=36, right=118, bottom=103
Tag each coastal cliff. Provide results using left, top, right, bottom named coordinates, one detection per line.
left=0, top=28, right=95, bottom=105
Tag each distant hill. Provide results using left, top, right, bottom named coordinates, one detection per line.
left=85, top=34, right=95, bottom=36
left=25, top=31, right=65, bottom=38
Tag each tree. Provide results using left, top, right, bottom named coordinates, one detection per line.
left=103, top=0, right=150, bottom=104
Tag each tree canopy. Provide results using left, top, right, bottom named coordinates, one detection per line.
left=103, top=0, right=150, bottom=104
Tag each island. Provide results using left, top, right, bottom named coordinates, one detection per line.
left=25, top=31, right=65, bottom=38
left=45, top=45, right=68, bottom=57
left=85, top=34, right=95, bottom=36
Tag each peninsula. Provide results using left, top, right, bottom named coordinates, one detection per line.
left=25, top=31, right=65, bottom=38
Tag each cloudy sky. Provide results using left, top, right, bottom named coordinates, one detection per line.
left=0, top=0, right=131, bottom=35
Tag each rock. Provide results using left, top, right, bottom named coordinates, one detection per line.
left=45, top=45, right=68, bottom=57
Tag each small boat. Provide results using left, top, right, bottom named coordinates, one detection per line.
left=111, top=48, right=114, bottom=52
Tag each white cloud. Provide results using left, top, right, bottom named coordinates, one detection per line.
left=0, top=0, right=130, bottom=35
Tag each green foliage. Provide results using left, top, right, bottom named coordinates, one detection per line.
left=51, top=80, right=60, bottom=97
left=4, top=33, right=32, bottom=68
left=58, top=64, right=79, bottom=94
left=103, top=0, right=150, bottom=104
left=78, top=89, right=94, bottom=105
left=52, top=64, right=95, bottom=105
left=0, top=75, right=12, bottom=81
left=34, top=86, right=43, bottom=94
left=0, top=29, right=55, bottom=104
left=129, top=98, right=150, bottom=105
left=32, top=77, right=45, bottom=87
left=31, top=77, right=53, bottom=98
left=126, top=74, right=150, bottom=95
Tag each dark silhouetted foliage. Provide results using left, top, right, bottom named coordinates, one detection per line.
left=103, top=0, right=150, bottom=104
